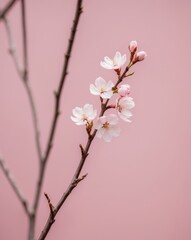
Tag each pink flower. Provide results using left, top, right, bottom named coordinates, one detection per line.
left=129, top=40, right=137, bottom=53
left=118, top=84, right=130, bottom=97
left=134, top=51, right=147, bottom=62
left=71, top=104, right=97, bottom=125
left=95, top=114, right=121, bottom=142
left=116, top=97, right=135, bottom=122
left=100, top=51, right=126, bottom=70
left=90, top=77, right=114, bottom=99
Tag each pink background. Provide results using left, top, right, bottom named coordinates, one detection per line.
left=1, top=0, right=191, bottom=239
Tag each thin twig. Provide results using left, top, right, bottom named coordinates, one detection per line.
left=43, top=0, right=83, bottom=165
left=0, top=0, right=19, bottom=20
left=32, top=0, right=83, bottom=220
left=38, top=63, right=131, bottom=240
left=21, top=0, right=28, bottom=81
left=3, top=16, right=23, bottom=78
left=0, top=157, right=30, bottom=215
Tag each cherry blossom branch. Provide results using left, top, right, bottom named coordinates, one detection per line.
left=38, top=60, right=131, bottom=240
left=0, top=156, right=30, bottom=215
left=0, top=0, right=19, bottom=20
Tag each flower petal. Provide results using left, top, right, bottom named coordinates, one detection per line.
left=101, top=90, right=113, bottom=99
left=90, top=84, right=100, bottom=95
left=95, top=77, right=106, bottom=88
left=100, top=61, right=113, bottom=69
left=107, top=114, right=119, bottom=125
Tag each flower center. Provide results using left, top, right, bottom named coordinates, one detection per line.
left=117, top=105, right=122, bottom=112
left=82, top=114, right=87, bottom=122
left=102, top=121, right=110, bottom=129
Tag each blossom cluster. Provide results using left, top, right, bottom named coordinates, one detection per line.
left=71, top=41, right=146, bottom=142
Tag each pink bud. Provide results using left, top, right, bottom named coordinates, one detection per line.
left=134, top=51, right=147, bottom=62
left=129, top=40, right=137, bottom=53
left=118, top=84, right=130, bottom=97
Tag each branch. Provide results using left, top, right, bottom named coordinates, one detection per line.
left=0, top=157, right=30, bottom=215
left=2, top=8, right=42, bottom=239
left=0, top=0, right=19, bottom=20
left=32, top=0, right=83, bottom=217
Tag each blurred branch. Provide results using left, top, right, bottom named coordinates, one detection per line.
left=0, top=157, right=30, bottom=215
left=2, top=4, right=42, bottom=239
left=20, top=0, right=42, bottom=163
left=3, top=5, right=42, bottom=164
left=0, top=0, right=19, bottom=20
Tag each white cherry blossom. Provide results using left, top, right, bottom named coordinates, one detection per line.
left=100, top=51, right=126, bottom=70
left=95, top=114, right=121, bottom=142
left=116, top=97, right=135, bottom=122
left=71, top=104, right=97, bottom=125
left=90, top=77, right=114, bottom=99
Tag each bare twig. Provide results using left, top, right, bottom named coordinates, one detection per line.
left=43, top=0, right=83, bottom=165
left=0, top=157, right=30, bottom=215
left=32, top=0, right=83, bottom=220
left=21, top=0, right=28, bottom=81
left=4, top=16, right=23, bottom=78
left=0, top=0, right=19, bottom=20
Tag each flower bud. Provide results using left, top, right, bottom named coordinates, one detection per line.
left=133, top=51, right=147, bottom=63
left=129, top=40, right=137, bottom=53
left=118, top=84, right=130, bottom=97
left=135, top=51, right=147, bottom=61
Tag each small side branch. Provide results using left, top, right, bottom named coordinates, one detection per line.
left=0, top=0, right=19, bottom=20
left=44, top=193, right=55, bottom=221
left=0, top=157, right=29, bottom=215
left=38, top=173, right=87, bottom=240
